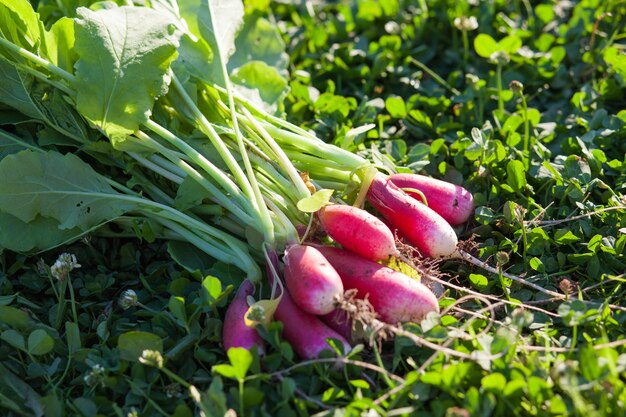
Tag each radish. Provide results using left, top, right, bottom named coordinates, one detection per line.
left=316, top=246, right=439, bottom=324
left=389, top=173, right=474, bottom=226
left=283, top=244, right=344, bottom=315
left=320, top=309, right=354, bottom=342
left=317, top=205, right=397, bottom=261
left=367, top=176, right=458, bottom=258
left=275, top=290, right=351, bottom=359
left=222, top=280, right=264, bottom=354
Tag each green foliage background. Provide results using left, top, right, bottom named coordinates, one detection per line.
left=1, top=0, right=626, bottom=416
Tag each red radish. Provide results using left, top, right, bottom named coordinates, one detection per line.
left=367, top=176, right=458, bottom=258
left=316, top=246, right=439, bottom=324
left=389, top=173, right=474, bottom=226
left=275, top=290, right=351, bottom=359
left=320, top=309, right=354, bottom=342
left=318, top=205, right=397, bottom=261
left=222, top=280, right=264, bottom=354
left=283, top=245, right=344, bottom=315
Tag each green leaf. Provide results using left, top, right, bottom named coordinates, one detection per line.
left=169, top=296, right=187, bottom=324
left=174, top=176, right=210, bottom=211
left=385, top=96, right=407, bottom=118
left=0, top=0, right=43, bottom=51
left=27, top=329, right=54, bottom=355
left=0, top=56, right=45, bottom=120
left=0, top=211, right=90, bottom=254
left=212, top=364, right=237, bottom=379
left=481, top=373, right=507, bottom=393
left=74, top=6, right=181, bottom=141
left=43, top=17, right=76, bottom=73
left=202, top=275, right=223, bottom=304
left=497, top=35, right=522, bottom=54
left=65, top=321, right=81, bottom=354
left=174, top=34, right=216, bottom=84
left=529, top=257, right=545, bottom=273
left=554, top=228, right=579, bottom=244
left=1, top=329, right=26, bottom=352
left=118, top=331, right=163, bottom=362
left=296, top=189, right=334, bottom=213
left=228, top=347, right=252, bottom=379
left=0, top=150, right=134, bottom=231
left=506, top=160, right=526, bottom=192
left=197, top=0, right=244, bottom=63
left=229, top=13, right=288, bottom=73
left=469, top=273, right=489, bottom=290
left=474, top=34, right=498, bottom=58
left=0, top=363, right=44, bottom=415
left=0, top=305, right=31, bottom=330
left=167, top=241, right=216, bottom=273
left=231, top=61, right=288, bottom=112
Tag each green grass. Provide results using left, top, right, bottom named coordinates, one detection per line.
left=1, top=0, right=626, bottom=416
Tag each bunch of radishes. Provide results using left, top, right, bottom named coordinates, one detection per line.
left=223, top=173, right=474, bottom=359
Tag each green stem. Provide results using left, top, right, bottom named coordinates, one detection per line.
left=0, top=37, right=76, bottom=84
left=408, top=57, right=460, bottom=95
left=128, top=152, right=184, bottom=184
left=240, top=106, right=311, bottom=200
left=496, top=63, right=504, bottom=114
left=14, top=63, right=75, bottom=96
left=239, top=379, right=245, bottom=417
left=264, top=123, right=366, bottom=170
left=520, top=93, right=530, bottom=154
left=462, top=30, right=469, bottom=64
left=67, top=275, right=79, bottom=324
left=169, top=75, right=258, bottom=205
left=160, top=367, right=190, bottom=388
left=53, top=279, right=67, bottom=329
left=139, top=124, right=255, bottom=225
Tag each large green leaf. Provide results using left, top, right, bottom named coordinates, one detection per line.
left=0, top=56, right=45, bottom=120
left=231, top=61, right=288, bottom=112
left=178, top=0, right=244, bottom=86
left=196, top=0, right=244, bottom=63
left=73, top=6, right=181, bottom=141
left=0, top=0, right=43, bottom=51
left=0, top=129, right=37, bottom=161
left=228, top=13, right=288, bottom=73
left=0, top=212, right=86, bottom=253
left=43, top=17, right=76, bottom=73
left=0, top=150, right=134, bottom=230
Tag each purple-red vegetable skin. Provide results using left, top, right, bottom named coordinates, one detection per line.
left=283, top=244, right=344, bottom=315
left=275, top=290, right=351, bottom=359
left=367, top=176, right=458, bottom=258
left=318, top=204, right=397, bottom=261
left=222, top=280, right=264, bottom=354
left=316, top=246, right=440, bottom=324
left=389, top=173, right=474, bottom=225
left=320, top=308, right=354, bottom=342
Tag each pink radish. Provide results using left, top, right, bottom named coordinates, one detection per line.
left=316, top=246, right=439, bottom=324
left=320, top=309, right=354, bottom=342
left=283, top=245, right=344, bottom=315
left=275, top=290, right=351, bottom=359
left=367, top=175, right=458, bottom=258
left=389, top=173, right=474, bottom=226
left=222, top=280, right=264, bottom=353
left=317, top=205, right=397, bottom=261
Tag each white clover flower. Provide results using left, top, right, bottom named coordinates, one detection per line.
left=50, top=253, right=81, bottom=281
left=127, top=408, right=139, bottom=417
left=454, top=16, right=478, bottom=31
left=83, top=364, right=105, bottom=387
left=118, top=289, right=138, bottom=310
left=139, top=349, right=164, bottom=368
left=489, top=50, right=510, bottom=66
